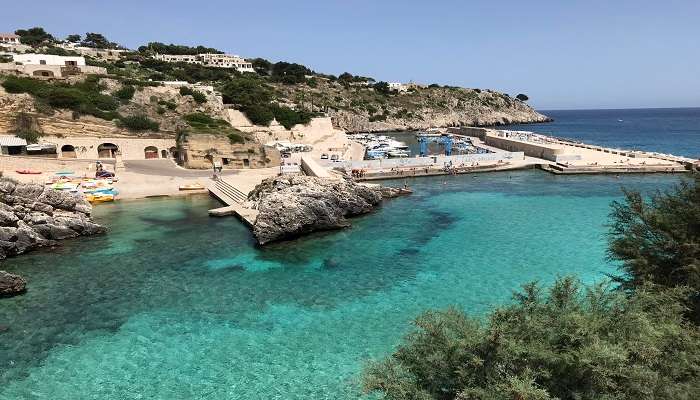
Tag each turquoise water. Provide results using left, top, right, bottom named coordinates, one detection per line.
left=505, top=108, right=700, bottom=158
left=0, top=171, right=682, bottom=399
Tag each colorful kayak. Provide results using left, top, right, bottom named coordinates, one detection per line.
left=85, top=193, right=114, bottom=203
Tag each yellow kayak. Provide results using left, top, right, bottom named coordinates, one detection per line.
left=85, top=193, right=115, bottom=204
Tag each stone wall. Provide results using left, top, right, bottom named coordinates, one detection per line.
left=484, top=134, right=564, bottom=161
left=180, top=134, right=281, bottom=169
left=37, top=136, right=176, bottom=160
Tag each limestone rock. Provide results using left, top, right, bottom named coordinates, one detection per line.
left=0, top=271, right=26, bottom=297
left=249, top=176, right=400, bottom=245
left=0, top=178, right=105, bottom=260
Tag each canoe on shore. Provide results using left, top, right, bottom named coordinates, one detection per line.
left=15, top=169, right=42, bottom=174
left=179, top=183, right=206, bottom=191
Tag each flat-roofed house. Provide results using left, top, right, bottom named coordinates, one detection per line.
left=0, top=33, right=20, bottom=44
left=153, top=53, right=255, bottom=73
left=0, top=53, right=106, bottom=78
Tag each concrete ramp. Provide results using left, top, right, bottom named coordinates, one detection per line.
left=300, top=155, right=331, bottom=178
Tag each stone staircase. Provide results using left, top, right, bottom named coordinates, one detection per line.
left=207, top=178, right=258, bottom=225
left=214, top=178, right=247, bottom=204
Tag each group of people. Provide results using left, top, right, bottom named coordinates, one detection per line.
left=95, top=161, right=115, bottom=178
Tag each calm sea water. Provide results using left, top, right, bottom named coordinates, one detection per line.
left=0, top=172, right=682, bottom=399
left=505, top=108, right=700, bottom=158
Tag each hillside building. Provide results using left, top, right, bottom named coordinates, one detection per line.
left=0, top=33, right=20, bottom=45
left=57, top=42, right=127, bottom=61
left=0, top=53, right=106, bottom=78
left=153, top=53, right=255, bottom=73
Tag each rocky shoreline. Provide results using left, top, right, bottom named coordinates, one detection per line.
left=247, top=176, right=408, bottom=245
left=0, top=178, right=106, bottom=297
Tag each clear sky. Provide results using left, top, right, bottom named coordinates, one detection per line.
left=2, top=0, right=699, bottom=110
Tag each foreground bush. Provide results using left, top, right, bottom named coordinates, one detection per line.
left=363, top=277, right=700, bottom=400
left=609, top=175, right=700, bottom=322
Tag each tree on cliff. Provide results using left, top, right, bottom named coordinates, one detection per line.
left=608, top=175, right=700, bottom=323
left=516, top=93, right=529, bottom=101
left=81, top=32, right=120, bottom=49
left=14, top=27, right=55, bottom=46
left=65, top=34, right=81, bottom=43
left=363, top=278, right=700, bottom=400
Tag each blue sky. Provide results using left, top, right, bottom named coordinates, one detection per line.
left=2, top=0, right=699, bottom=110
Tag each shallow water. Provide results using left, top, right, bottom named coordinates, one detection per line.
left=0, top=171, right=683, bottom=399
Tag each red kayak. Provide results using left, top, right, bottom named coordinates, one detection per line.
left=15, top=169, right=42, bottom=174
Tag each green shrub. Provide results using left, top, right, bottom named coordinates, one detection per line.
left=119, top=115, right=159, bottom=131
left=179, top=86, right=207, bottom=103
left=114, top=85, right=135, bottom=101
left=158, top=100, right=177, bottom=110
left=227, top=132, right=245, bottom=144
left=242, top=104, right=275, bottom=126
left=271, top=105, right=314, bottom=129
left=364, top=278, right=700, bottom=400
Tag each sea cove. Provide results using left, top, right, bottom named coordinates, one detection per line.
left=0, top=171, right=681, bottom=399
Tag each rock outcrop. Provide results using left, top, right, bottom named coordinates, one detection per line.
left=0, top=271, right=26, bottom=297
left=248, top=176, right=404, bottom=244
left=0, top=178, right=106, bottom=261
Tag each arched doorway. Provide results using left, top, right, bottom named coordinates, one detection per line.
left=61, top=144, right=76, bottom=158
left=98, top=143, right=119, bottom=158
left=161, top=149, right=168, bottom=158
left=144, top=146, right=159, bottom=159
left=33, top=70, right=54, bottom=78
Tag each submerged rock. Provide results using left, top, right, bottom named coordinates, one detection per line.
left=248, top=176, right=407, bottom=245
left=0, top=178, right=106, bottom=261
left=0, top=271, right=26, bottom=297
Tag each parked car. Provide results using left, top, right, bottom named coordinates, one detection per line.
left=281, top=152, right=291, bottom=158
left=330, top=154, right=339, bottom=161
left=320, top=153, right=329, bottom=159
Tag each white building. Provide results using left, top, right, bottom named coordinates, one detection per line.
left=0, top=53, right=105, bottom=78
left=57, top=42, right=127, bottom=61
left=153, top=53, right=254, bottom=73
left=12, top=53, right=86, bottom=66
left=198, top=53, right=254, bottom=72
left=388, top=82, right=409, bottom=93
left=0, top=33, right=20, bottom=45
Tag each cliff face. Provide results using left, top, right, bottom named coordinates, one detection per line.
left=0, top=79, right=226, bottom=139
left=272, top=81, right=550, bottom=133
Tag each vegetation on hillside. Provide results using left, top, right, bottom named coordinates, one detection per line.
left=364, top=176, right=700, bottom=400
left=1, top=75, right=120, bottom=120
left=3, top=26, right=544, bottom=135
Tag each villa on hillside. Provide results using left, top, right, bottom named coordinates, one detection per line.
left=154, top=53, right=255, bottom=73
left=57, top=42, right=128, bottom=61
left=0, top=33, right=20, bottom=45
left=0, top=53, right=107, bottom=78
left=0, top=33, right=31, bottom=52
left=388, top=82, right=409, bottom=93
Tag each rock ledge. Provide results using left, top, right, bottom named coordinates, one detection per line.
left=248, top=176, right=406, bottom=244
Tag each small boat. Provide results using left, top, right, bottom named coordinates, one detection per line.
left=15, top=169, right=42, bottom=174
left=388, top=150, right=410, bottom=158
left=85, top=193, right=114, bottom=204
left=55, top=171, right=75, bottom=176
left=179, top=183, right=205, bottom=191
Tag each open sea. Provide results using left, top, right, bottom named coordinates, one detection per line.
left=0, top=108, right=698, bottom=399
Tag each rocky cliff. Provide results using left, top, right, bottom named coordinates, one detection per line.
left=272, top=81, right=551, bottom=133
left=0, top=178, right=105, bottom=262
left=248, top=176, right=404, bottom=244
